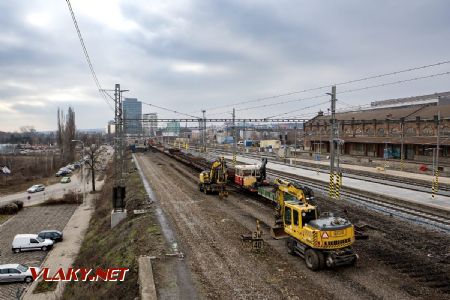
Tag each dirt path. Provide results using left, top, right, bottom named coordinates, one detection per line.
left=136, top=152, right=330, bottom=299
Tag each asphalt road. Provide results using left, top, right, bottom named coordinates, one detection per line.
left=0, top=170, right=84, bottom=207
left=0, top=145, right=113, bottom=207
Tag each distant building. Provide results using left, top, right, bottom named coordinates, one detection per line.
left=123, top=98, right=142, bottom=135
left=304, top=91, right=450, bottom=162
left=105, top=120, right=115, bottom=135
left=163, top=121, right=180, bottom=137
left=142, top=113, right=158, bottom=137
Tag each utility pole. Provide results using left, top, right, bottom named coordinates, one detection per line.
left=114, top=84, right=121, bottom=183
left=294, top=123, right=298, bottom=157
left=327, top=86, right=337, bottom=199
left=232, top=108, right=236, bottom=166
left=202, top=110, right=206, bottom=152
left=432, top=98, right=441, bottom=198
left=113, top=83, right=128, bottom=213
left=400, top=117, right=405, bottom=171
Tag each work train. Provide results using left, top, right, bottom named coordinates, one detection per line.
left=200, top=155, right=358, bottom=271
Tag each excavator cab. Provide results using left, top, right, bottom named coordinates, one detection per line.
left=271, top=202, right=317, bottom=239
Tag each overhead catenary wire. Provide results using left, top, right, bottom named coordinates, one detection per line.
left=141, top=101, right=201, bottom=119
left=265, top=100, right=330, bottom=119
left=236, top=94, right=328, bottom=112
left=203, top=59, right=450, bottom=113
left=339, top=71, right=450, bottom=95
left=65, top=0, right=114, bottom=111
left=261, top=70, right=450, bottom=119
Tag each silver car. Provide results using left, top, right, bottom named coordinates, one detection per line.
left=27, top=184, right=45, bottom=193
left=0, top=264, right=40, bottom=283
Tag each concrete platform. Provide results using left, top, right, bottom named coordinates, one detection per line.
left=226, top=155, right=450, bottom=213
left=288, top=156, right=450, bottom=185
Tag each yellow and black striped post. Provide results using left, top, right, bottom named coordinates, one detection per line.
left=400, top=157, right=404, bottom=171
left=436, top=170, right=440, bottom=193
left=329, top=172, right=335, bottom=199
left=432, top=170, right=439, bottom=199
left=432, top=178, right=436, bottom=199
left=335, top=172, right=341, bottom=199
left=233, top=154, right=237, bottom=166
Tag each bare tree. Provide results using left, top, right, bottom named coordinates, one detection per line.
left=56, top=107, right=76, bottom=163
left=83, top=143, right=104, bottom=192
left=57, top=108, right=64, bottom=157
left=65, top=107, right=76, bottom=162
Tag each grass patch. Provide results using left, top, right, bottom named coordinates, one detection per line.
left=0, top=214, right=13, bottom=225
left=63, top=155, right=166, bottom=300
left=33, top=280, right=57, bottom=294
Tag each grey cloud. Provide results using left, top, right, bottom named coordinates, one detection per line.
left=1, top=0, right=450, bottom=131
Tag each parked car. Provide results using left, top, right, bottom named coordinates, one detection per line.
left=37, top=230, right=63, bottom=243
left=12, top=234, right=54, bottom=253
left=60, top=176, right=71, bottom=183
left=27, top=184, right=45, bottom=193
left=0, top=264, right=40, bottom=283
left=56, top=168, right=72, bottom=177
left=66, top=164, right=75, bottom=171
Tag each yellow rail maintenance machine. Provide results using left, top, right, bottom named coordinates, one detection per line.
left=199, top=157, right=228, bottom=198
left=258, top=178, right=358, bottom=270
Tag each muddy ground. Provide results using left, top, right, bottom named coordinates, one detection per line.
left=136, top=151, right=450, bottom=300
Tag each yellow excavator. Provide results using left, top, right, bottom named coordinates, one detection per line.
left=199, top=157, right=228, bottom=198
left=258, top=178, right=357, bottom=270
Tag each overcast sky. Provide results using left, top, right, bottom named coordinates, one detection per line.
left=1, top=0, right=449, bottom=131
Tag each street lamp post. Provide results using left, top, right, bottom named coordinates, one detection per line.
left=71, top=140, right=85, bottom=205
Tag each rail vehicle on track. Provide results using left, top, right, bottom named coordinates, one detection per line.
left=160, top=146, right=358, bottom=270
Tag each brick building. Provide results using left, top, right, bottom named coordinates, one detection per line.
left=304, top=92, right=450, bottom=163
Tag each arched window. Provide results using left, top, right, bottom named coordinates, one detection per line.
left=441, top=126, right=450, bottom=135
left=405, top=127, right=416, bottom=136
left=377, top=128, right=385, bottom=136
left=365, top=127, right=374, bottom=136
left=344, top=128, right=352, bottom=136
left=422, top=126, right=434, bottom=136
left=355, top=128, right=363, bottom=135
left=390, top=127, right=400, bottom=136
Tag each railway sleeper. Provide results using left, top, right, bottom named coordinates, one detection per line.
left=427, top=281, right=450, bottom=289
left=401, top=266, right=438, bottom=273
left=416, top=275, right=448, bottom=283
left=409, top=270, right=445, bottom=278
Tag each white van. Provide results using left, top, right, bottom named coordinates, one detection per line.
left=12, top=234, right=54, bottom=253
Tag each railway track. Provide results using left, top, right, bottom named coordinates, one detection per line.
left=151, top=146, right=450, bottom=296
left=264, top=170, right=450, bottom=233
left=160, top=145, right=450, bottom=233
